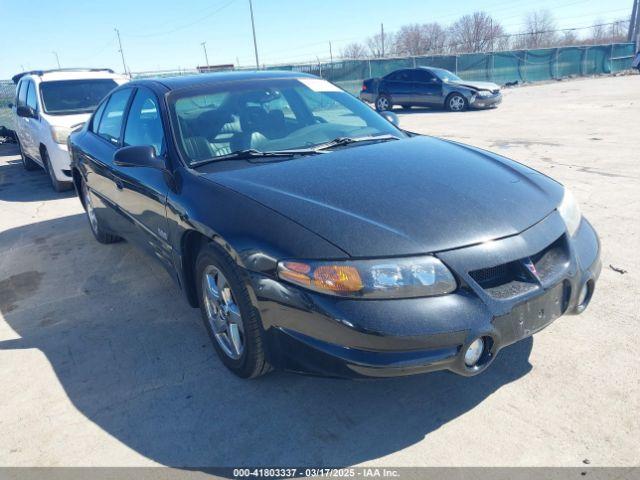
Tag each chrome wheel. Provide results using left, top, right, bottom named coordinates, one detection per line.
left=202, top=265, right=245, bottom=360
left=449, top=95, right=466, bottom=111
left=376, top=96, right=389, bottom=111
left=83, top=183, right=98, bottom=234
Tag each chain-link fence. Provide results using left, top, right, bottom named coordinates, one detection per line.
left=0, top=80, right=15, bottom=131
left=269, top=43, right=637, bottom=94
left=0, top=42, right=635, bottom=130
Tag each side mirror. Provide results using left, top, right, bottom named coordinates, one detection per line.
left=8, top=102, right=14, bottom=109
left=379, top=110, right=400, bottom=127
left=16, top=105, right=36, bottom=118
left=114, top=145, right=164, bottom=169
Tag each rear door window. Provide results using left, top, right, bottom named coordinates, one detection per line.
left=17, top=80, right=28, bottom=108
left=123, top=88, right=165, bottom=156
left=26, top=81, right=38, bottom=110
left=90, top=100, right=107, bottom=133
left=97, top=88, right=133, bottom=146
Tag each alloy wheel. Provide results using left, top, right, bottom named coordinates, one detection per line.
left=449, top=95, right=465, bottom=111
left=377, top=97, right=389, bottom=111
left=83, top=183, right=99, bottom=234
left=202, top=265, right=245, bottom=360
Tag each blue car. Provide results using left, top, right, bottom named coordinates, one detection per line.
left=361, top=67, right=502, bottom=112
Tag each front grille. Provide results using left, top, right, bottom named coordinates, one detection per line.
left=470, top=262, right=518, bottom=288
left=468, top=234, right=569, bottom=299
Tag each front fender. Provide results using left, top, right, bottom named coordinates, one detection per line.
left=165, top=167, right=348, bottom=306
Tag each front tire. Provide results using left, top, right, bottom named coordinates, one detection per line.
left=375, top=94, right=392, bottom=112
left=17, top=138, right=38, bottom=171
left=195, top=242, right=271, bottom=378
left=81, top=180, right=121, bottom=244
left=446, top=93, right=468, bottom=112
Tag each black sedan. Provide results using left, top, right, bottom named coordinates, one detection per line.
left=68, top=71, right=600, bottom=379
left=360, top=67, right=502, bottom=112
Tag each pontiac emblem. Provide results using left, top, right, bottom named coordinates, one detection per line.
left=523, top=259, right=540, bottom=281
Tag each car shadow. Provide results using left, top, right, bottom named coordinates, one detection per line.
left=0, top=213, right=534, bottom=469
left=395, top=107, right=491, bottom=115
left=0, top=144, right=75, bottom=202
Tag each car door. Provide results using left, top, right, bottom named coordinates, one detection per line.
left=411, top=69, right=443, bottom=106
left=23, top=80, right=47, bottom=161
left=112, top=86, right=173, bottom=273
left=15, top=80, right=38, bottom=161
left=382, top=70, right=412, bottom=104
left=80, top=87, right=135, bottom=233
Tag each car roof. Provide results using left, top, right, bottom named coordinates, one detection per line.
left=133, top=70, right=317, bottom=91
left=12, top=68, right=126, bottom=84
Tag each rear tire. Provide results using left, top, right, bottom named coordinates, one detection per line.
left=446, top=93, right=468, bottom=112
left=375, top=94, right=392, bottom=112
left=17, top=138, right=38, bottom=171
left=81, top=179, right=121, bottom=244
left=42, top=149, right=72, bottom=192
left=195, top=242, right=271, bottom=379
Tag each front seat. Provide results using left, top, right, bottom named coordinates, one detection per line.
left=231, top=106, right=270, bottom=152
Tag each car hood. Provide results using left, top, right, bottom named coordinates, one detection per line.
left=206, top=136, right=563, bottom=257
left=45, top=112, right=91, bottom=129
left=450, top=80, right=500, bottom=91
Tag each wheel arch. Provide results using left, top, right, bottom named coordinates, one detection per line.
left=179, top=229, right=256, bottom=309
left=38, top=143, right=47, bottom=164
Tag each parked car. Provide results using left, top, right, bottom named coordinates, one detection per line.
left=68, top=71, right=600, bottom=379
left=360, top=67, right=502, bottom=112
left=10, top=68, right=128, bottom=191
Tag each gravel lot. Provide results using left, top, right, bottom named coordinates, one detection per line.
left=0, top=74, right=638, bottom=468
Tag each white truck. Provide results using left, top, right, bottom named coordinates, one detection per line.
left=11, top=68, right=128, bottom=191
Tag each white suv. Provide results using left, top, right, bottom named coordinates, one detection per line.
left=11, top=69, right=128, bottom=191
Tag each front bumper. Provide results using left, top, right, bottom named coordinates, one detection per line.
left=251, top=211, right=600, bottom=378
left=470, top=92, right=502, bottom=109
left=44, top=139, right=73, bottom=182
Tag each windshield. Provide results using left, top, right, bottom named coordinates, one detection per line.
left=169, top=77, right=405, bottom=165
left=40, top=79, right=118, bottom=115
left=432, top=69, right=462, bottom=83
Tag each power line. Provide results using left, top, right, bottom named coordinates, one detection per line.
left=124, top=0, right=238, bottom=38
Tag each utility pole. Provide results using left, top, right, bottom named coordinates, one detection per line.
left=628, top=0, right=638, bottom=41
left=381, top=23, right=385, bottom=57
left=201, top=41, right=210, bottom=67
left=633, top=0, right=640, bottom=49
left=329, top=41, right=333, bottom=64
left=114, top=28, right=129, bottom=76
left=52, top=51, right=61, bottom=69
left=248, top=0, right=260, bottom=69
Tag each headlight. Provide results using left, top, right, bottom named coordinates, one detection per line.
left=557, top=188, right=582, bottom=236
left=50, top=126, right=72, bottom=144
left=277, top=256, right=457, bottom=299
left=476, top=90, right=492, bottom=97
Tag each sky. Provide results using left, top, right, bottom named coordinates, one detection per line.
left=0, top=0, right=634, bottom=78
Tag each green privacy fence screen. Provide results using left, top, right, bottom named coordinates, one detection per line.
left=269, top=43, right=636, bottom=94
left=0, top=42, right=636, bottom=130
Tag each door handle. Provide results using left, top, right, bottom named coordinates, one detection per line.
left=114, top=178, right=123, bottom=190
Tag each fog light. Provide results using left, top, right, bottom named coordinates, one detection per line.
left=464, top=338, right=485, bottom=367
left=577, top=283, right=589, bottom=306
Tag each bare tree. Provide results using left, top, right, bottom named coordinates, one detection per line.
left=558, top=29, right=579, bottom=46
left=448, top=12, right=505, bottom=53
left=394, top=23, right=447, bottom=56
left=518, top=10, right=558, bottom=48
left=366, top=30, right=395, bottom=58
left=341, top=42, right=368, bottom=59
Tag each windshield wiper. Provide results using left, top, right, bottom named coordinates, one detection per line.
left=190, top=148, right=322, bottom=167
left=314, top=134, right=401, bottom=151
